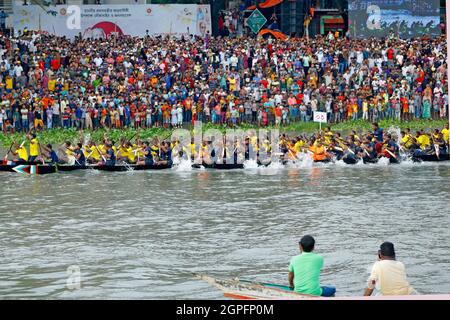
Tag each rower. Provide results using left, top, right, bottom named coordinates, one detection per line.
left=27, top=133, right=39, bottom=162
left=309, top=140, right=328, bottom=161
left=382, top=134, right=399, bottom=159
left=40, top=144, right=60, bottom=164
left=64, top=141, right=76, bottom=165
left=73, top=143, right=86, bottom=166
left=415, top=130, right=431, bottom=155
left=99, top=143, right=116, bottom=166
left=288, top=235, right=336, bottom=297
left=137, top=141, right=154, bottom=166
left=400, top=128, right=415, bottom=151
left=328, top=139, right=343, bottom=160
left=86, top=141, right=101, bottom=163
left=432, top=132, right=447, bottom=155
left=442, top=124, right=449, bottom=145
left=12, top=141, right=29, bottom=162
left=361, top=137, right=377, bottom=162
left=150, top=138, right=160, bottom=162
left=364, top=242, right=415, bottom=296
left=157, top=141, right=172, bottom=166
left=373, top=122, right=384, bottom=143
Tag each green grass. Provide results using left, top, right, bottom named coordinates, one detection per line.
left=0, top=119, right=447, bottom=148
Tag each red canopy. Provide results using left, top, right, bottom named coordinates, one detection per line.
left=247, top=0, right=284, bottom=10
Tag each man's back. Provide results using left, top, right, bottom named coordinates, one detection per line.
left=289, top=252, right=323, bottom=296
left=368, top=260, right=414, bottom=295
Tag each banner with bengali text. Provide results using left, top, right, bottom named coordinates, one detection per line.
left=13, top=4, right=211, bottom=38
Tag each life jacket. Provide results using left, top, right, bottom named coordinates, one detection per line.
left=310, top=145, right=326, bottom=161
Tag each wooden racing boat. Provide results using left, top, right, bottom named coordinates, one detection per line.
left=192, top=162, right=245, bottom=169
left=94, top=164, right=173, bottom=171
left=1, top=164, right=57, bottom=175
left=412, top=153, right=450, bottom=162
left=342, top=157, right=379, bottom=165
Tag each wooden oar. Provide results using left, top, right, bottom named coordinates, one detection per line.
left=3, top=141, right=14, bottom=161
left=94, top=144, right=107, bottom=162
left=434, top=144, right=440, bottom=159
left=385, top=148, right=397, bottom=159
left=37, top=142, right=45, bottom=165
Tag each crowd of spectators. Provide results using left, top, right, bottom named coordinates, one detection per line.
left=0, top=30, right=447, bottom=134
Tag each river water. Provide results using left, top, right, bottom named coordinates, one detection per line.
left=0, top=160, right=449, bottom=299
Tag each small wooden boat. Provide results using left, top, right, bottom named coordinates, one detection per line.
left=196, top=274, right=450, bottom=300
left=192, top=162, right=245, bottom=169
left=196, top=274, right=318, bottom=300
left=412, top=153, right=450, bottom=162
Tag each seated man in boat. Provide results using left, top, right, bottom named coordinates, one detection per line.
left=137, top=141, right=154, bottom=166
left=156, top=141, right=173, bottom=166
left=379, top=135, right=399, bottom=160
left=63, top=141, right=76, bottom=165
left=442, top=124, right=449, bottom=146
left=40, top=144, right=60, bottom=164
left=364, top=242, right=416, bottom=296
left=309, top=140, right=329, bottom=162
left=416, top=130, right=431, bottom=152
left=327, top=139, right=344, bottom=160
left=431, top=132, right=447, bottom=156
left=85, top=141, right=102, bottom=164
left=361, top=137, right=377, bottom=163
left=400, top=129, right=416, bottom=152
left=99, top=143, right=116, bottom=166
left=288, top=235, right=336, bottom=297
left=12, top=141, right=29, bottom=162
left=73, top=143, right=86, bottom=166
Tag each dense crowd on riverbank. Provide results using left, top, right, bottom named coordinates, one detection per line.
left=0, top=31, right=448, bottom=135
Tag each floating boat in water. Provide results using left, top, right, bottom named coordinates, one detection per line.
left=0, top=164, right=56, bottom=175
left=191, top=162, right=245, bottom=170
left=88, top=164, right=173, bottom=171
left=196, top=274, right=450, bottom=300
left=412, top=153, right=450, bottom=162
left=56, top=163, right=172, bottom=171
left=195, top=274, right=317, bottom=300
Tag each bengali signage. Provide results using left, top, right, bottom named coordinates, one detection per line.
left=13, top=4, right=211, bottom=38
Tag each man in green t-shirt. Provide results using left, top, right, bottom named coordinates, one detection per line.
left=288, top=235, right=336, bottom=297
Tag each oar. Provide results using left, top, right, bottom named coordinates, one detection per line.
left=434, top=144, right=440, bottom=159
left=37, top=142, right=45, bottom=165
left=3, top=141, right=14, bottom=161
left=385, top=148, right=397, bottom=159
left=94, top=144, right=107, bottom=162
left=287, top=149, right=298, bottom=160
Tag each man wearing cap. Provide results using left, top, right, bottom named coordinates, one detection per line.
left=364, top=242, right=415, bottom=296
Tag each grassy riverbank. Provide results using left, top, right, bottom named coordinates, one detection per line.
left=0, top=119, right=447, bottom=147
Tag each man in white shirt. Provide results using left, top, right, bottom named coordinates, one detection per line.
left=94, top=56, right=103, bottom=68
left=14, top=62, right=23, bottom=77
left=364, top=242, right=415, bottom=296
